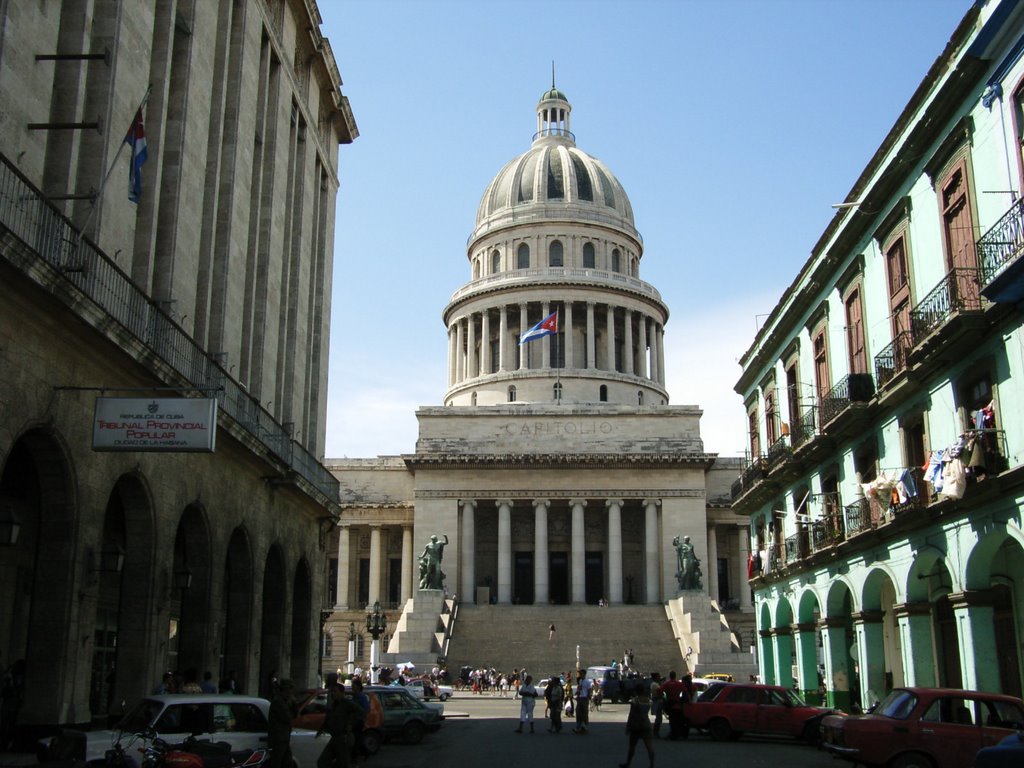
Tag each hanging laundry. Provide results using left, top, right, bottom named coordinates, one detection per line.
left=941, top=457, right=967, bottom=500
left=924, top=449, right=945, bottom=494
left=895, top=468, right=918, bottom=503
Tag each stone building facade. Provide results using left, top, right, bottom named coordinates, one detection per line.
left=732, top=0, right=1024, bottom=709
left=0, top=0, right=356, bottom=733
left=322, top=88, right=749, bottom=675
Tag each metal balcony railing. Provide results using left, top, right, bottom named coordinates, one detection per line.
left=0, top=153, right=339, bottom=504
left=819, top=373, right=875, bottom=424
left=790, top=405, right=817, bottom=449
left=784, top=531, right=810, bottom=565
left=766, top=434, right=792, bottom=468
left=844, top=498, right=875, bottom=537
left=874, top=331, right=914, bottom=388
left=909, top=266, right=982, bottom=339
left=977, top=197, right=1024, bottom=286
left=808, top=493, right=844, bottom=551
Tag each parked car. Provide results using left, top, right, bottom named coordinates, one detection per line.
left=820, top=687, right=1024, bottom=768
left=583, top=666, right=647, bottom=703
left=687, top=683, right=842, bottom=743
left=366, top=685, right=444, bottom=745
left=692, top=678, right=733, bottom=701
left=40, top=695, right=319, bottom=766
left=292, top=688, right=384, bottom=755
left=704, top=673, right=736, bottom=682
left=974, top=730, right=1024, bottom=768
left=404, top=677, right=453, bottom=701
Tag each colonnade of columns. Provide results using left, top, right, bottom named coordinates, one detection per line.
left=334, top=524, right=415, bottom=610
left=706, top=522, right=754, bottom=611
left=447, top=300, right=666, bottom=387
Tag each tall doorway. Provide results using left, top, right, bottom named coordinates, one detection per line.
left=514, top=552, right=534, bottom=604
left=585, top=552, right=603, bottom=604
left=549, top=552, right=569, bottom=604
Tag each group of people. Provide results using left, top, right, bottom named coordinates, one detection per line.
left=267, top=675, right=370, bottom=768
left=513, top=669, right=595, bottom=735
left=153, top=668, right=234, bottom=695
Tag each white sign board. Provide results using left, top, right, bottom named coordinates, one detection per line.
left=93, top=397, right=217, bottom=452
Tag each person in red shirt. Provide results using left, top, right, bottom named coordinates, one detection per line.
left=657, top=671, right=685, bottom=740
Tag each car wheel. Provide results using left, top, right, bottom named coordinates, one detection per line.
left=403, top=720, right=426, bottom=745
left=360, top=729, right=382, bottom=756
left=801, top=722, right=820, bottom=744
left=708, top=718, right=732, bottom=742
left=889, top=753, right=935, bottom=768
left=439, top=693, right=450, bottom=702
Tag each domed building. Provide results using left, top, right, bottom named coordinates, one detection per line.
left=325, top=87, right=752, bottom=678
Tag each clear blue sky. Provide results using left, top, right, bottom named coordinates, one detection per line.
left=319, top=0, right=970, bottom=459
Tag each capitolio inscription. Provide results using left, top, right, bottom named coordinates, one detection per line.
left=498, top=420, right=614, bottom=437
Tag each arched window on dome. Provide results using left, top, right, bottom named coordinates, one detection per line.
left=549, top=240, right=563, bottom=268
left=517, top=243, right=530, bottom=269
left=473, top=259, right=481, bottom=280
left=491, top=250, right=501, bottom=274
left=471, top=392, right=477, bottom=406
left=600, top=385, right=608, bottom=402
left=612, top=249, right=621, bottom=273
left=583, top=242, right=595, bottom=269
left=631, top=257, right=638, bottom=277
left=638, top=391, right=644, bottom=405
left=553, top=382, right=563, bottom=401
left=508, top=386, right=517, bottom=403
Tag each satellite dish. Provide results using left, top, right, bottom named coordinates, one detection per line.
left=849, top=641, right=859, bottom=660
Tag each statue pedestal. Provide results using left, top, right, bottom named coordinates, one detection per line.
left=382, top=590, right=453, bottom=668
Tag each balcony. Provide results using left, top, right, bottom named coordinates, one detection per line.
left=783, top=532, right=809, bottom=565
left=978, top=197, right=1024, bottom=303
left=790, top=405, right=818, bottom=450
left=766, top=434, right=792, bottom=470
left=874, top=331, right=913, bottom=389
left=844, top=497, right=882, bottom=537
left=910, top=266, right=983, bottom=342
left=809, top=493, right=845, bottom=551
left=819, top=373, right=874, bottom=432
left=730, top=455, right=779, bottom=511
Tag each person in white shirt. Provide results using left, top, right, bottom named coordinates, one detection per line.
left=514, top=675, right=540, bottom=733
left=573, top=670, right=593, bottom=734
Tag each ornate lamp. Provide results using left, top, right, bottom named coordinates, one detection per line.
left=365, top=601, right=387, bottom=684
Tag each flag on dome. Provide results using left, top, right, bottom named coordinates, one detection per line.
left=124, top=106, right=148, bottom=203
left=519, top=310, right=558, bottom=345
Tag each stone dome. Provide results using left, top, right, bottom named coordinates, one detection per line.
left=472, top=88, right=637, bottom=240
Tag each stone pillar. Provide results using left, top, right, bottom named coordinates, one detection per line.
left=623, top=310, right=634, bottom=375
left=605, top=305, right=615, bottom=371
left=533, top=499, right=550, bottom=605
left=480, top=311, right=491, bottom=376
left=447, top=327, right=456, bottom=386
left=466, top=313, right=477, bottom=379
left=758, top=629, right=776, bottom=684
left=707, top=524, right=719, bottom=601
left=542, top=301, right=550, bottom=368
left=638, top=315, right=648, bottom=379
left=499, top=305, right=508, bottom=372
left=820, top=617, right=852, bottom=711
left=771, top=626, right=794, bottom=687
left=852, top=610, right=886, bottom=711
left=497, top=499, right=513, bottom=603
left=648, top=321, right=659, bottom=384
left=368, top=525, right=382, bottom=606
left=643, top=499, right=660, bottom=603
left=794, top=622, right=820, bottom=702
left=894, top=602, right=936, bottom=687
left=656, top=324, right=666, bottom=386
left=736, top=524, right=752, bottom=610
left=950, top=590, right=1000, bottom=692
left=335, top=525, right=351, bottom=609
left=460, top=500, right=476, bottom=602
left=565, top=302, right=575, bottom=369
left=518, top=304, right=528, bottom=370
left=570, top=498, right=587, bottom=603
left=586, top=302, right=596, bottom=369
left=606, top=498, right=623, bottom=604
left=401, top=526, right=413, bottom=603
left=455, top=319, right=465, bottom=383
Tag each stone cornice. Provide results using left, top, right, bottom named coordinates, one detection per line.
left=415, top=489, right=705, bottom=501
left=403, top=452, right=718, bottom=470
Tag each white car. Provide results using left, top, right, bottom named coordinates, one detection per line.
left=41, top=694, right=320, bottom=767
left=403, top=678, right=453, bottom=702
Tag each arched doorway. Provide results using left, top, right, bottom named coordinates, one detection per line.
left=823, top=580, right=855, bottom=712
left=222, top=527, right=254, bottom=694
left=260, top=545, right=287, bottom=696
left=291, top=558, right=313, bottom=687
left=170, top=504, right=212, bottom=678
left=861, top=568, right=902, bottom=705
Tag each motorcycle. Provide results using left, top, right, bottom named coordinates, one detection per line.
left=142, top=735, right=269, bottom=768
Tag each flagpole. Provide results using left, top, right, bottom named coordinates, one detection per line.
left=77, top=84, right=153, bottom=240
left=555, top=308, right=561, bottom=404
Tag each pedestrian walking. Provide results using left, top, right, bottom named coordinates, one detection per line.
left=648, top=672, right=664, bottom=737
left=316, top=682, right=364, bottom=768
left=514, top=674, right=539, bottom=733
left=544, top=676, right=564, bottom=733
left=548, top=623, right=555, bottom=640
left=619, top=689, right=654, bottom=768
left=573, top=669, right=592, bottom=734
left=267, top=679, right=297, bottom=768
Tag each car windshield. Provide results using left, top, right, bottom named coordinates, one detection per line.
left=116, top=698, right=164, bottom=733
left=782, top=689, right=810, bottom=707
left=874, top=689, right=917, bottom=720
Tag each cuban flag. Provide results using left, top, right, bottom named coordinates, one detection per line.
left=519, top=310, right=559, bottom=345
left=124, top=107, right=148, bottom=203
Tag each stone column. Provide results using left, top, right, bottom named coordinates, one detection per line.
left=820, top=617, right=852, bottom=711
left=368, top=525, right=382, bottom=606
left=455, top=318, right=465, bottom=383
left=638, top=315, right=648, bottom=379
left=606, top=498, right=623, bottom=604
left=771, top=626, right=794, bottom=687
left=707, top=524, right=719, bottom=601
left=460, top=500, right=476, bottom=602
left=794, top=622, right=820, bottom=702
left=656, top=324, right=666, bottom=386
left=499, top=305, right=508, bottom=372
left=623, top=309, right=634, bottom=375
left=518, top=304, right=528, bottom=370
left=570, top=498, right=587, bottom=603
left=605, top=305, right=616, bottom=371
left=643, top=499, right=660, bottom=603
left=447, top=327, right=456, bottom=386
left=950, top=590, right=1000, bottom=692
left=401, top=526, right=413, bottom=603
left=586, top=303, right=595, bottom=369
left=649, top=322, right=659, bottom=384
left=565, top=302, right=575, bottom=369
left=335, top=525, right=351, bottom=609
left=466, top=313, right=477, bottom=379
left=736, top=524, right=752, bottom=609
left=758, top=629, right=776, bottom=684
left=533, top=499, right=550, bottom=604
left=852, top=610, right=886, bottom=711
left=894, top=602, right=936, bottom=687
left=497, top=499, right=513, bottom=603
left=480, top=311, right=491, bottom=376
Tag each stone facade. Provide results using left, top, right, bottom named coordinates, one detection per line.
left=0, top=0, right=355, bottom=733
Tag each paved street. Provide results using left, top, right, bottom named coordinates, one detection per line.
left=363, top=692, right=839, bottom=768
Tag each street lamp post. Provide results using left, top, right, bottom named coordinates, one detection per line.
left=365, top=601, right=387, bottom=684
left=347, top=622, right=357, bottom=677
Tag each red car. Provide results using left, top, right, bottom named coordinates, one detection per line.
left=820, top=687, right=1024, bottom=768
left=687, top=682, right=842, bottom=742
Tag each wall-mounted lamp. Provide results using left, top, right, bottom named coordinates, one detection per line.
left=0, top=499, right=23, bottom=546
left=173, top=566, right=193, bottom=592
left=96, top=542, right=126, bottom=574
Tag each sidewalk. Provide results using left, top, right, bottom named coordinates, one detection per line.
left=0, top=753, right=36, bottom=767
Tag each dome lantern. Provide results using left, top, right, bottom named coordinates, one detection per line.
left=535, top=86, right=573, bottom=145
